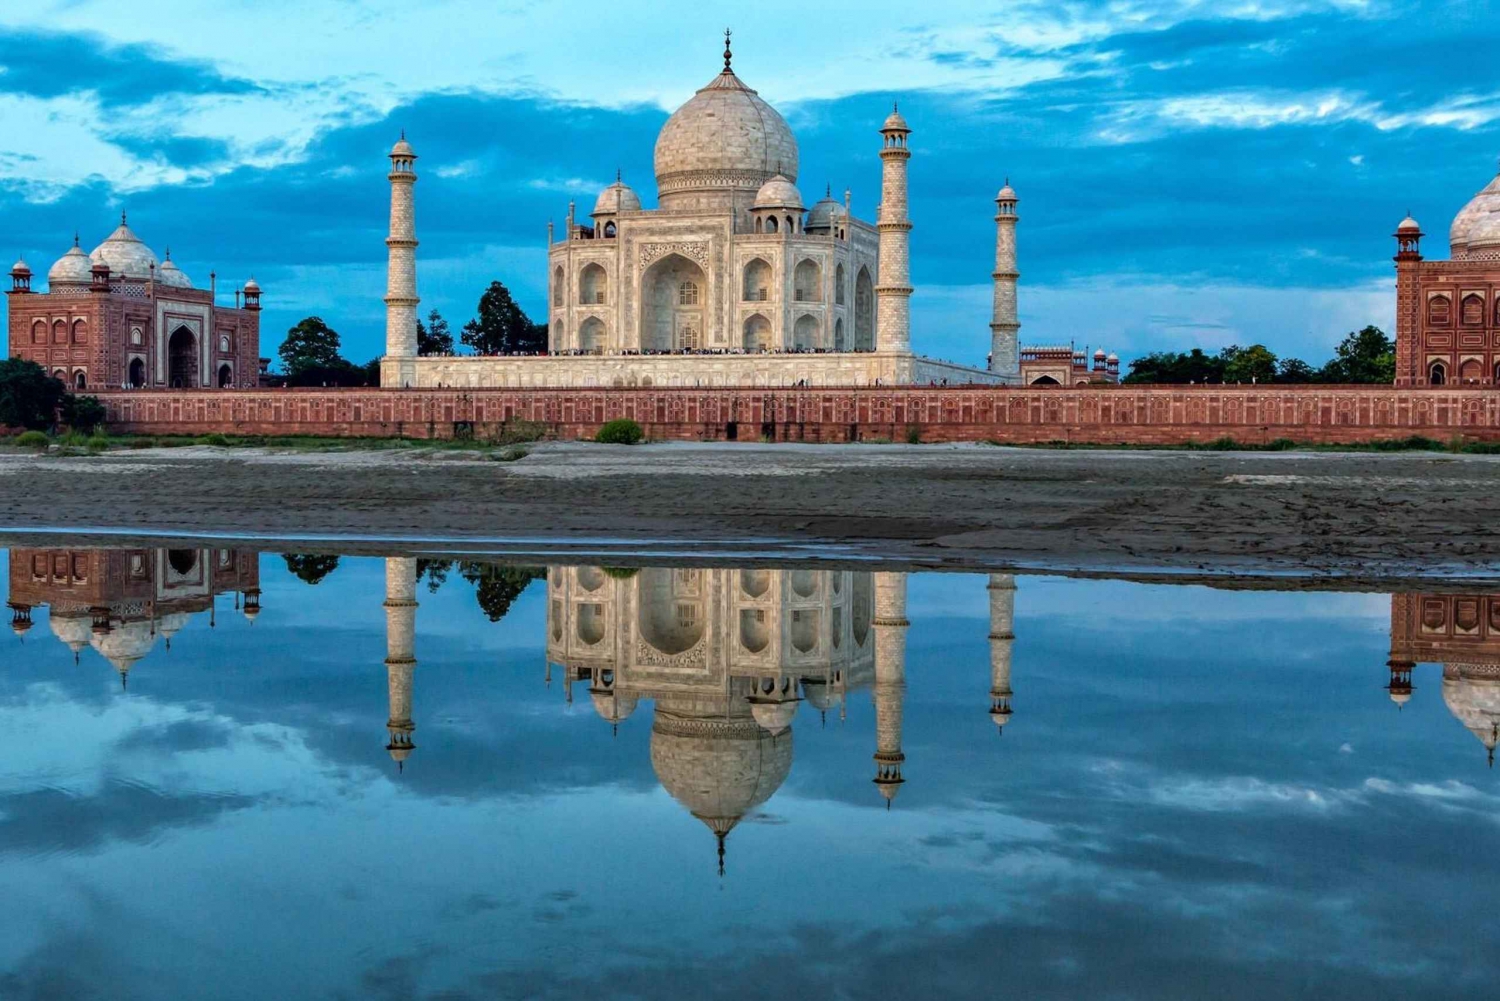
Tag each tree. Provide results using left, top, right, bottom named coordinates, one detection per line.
left=461, top=281, right=544, bottom=355
left=1275, top=358, right=1317, bottom=383
left=1123, top=349, right=1225, bottom=384
left=279, top=317, right=343, bottom=376
left=1320, top=325, right=1395, bottom=384
left=458, top=563, right=544, bottom=622
left=1219, top=344, right=1279, bottom=384
left=0, top=359, right=66, bottom=430
left=418, top=309, right=455, bottom=356
left=62, top=394, right=107, bottom=431
left=282, top=553, right=341, bottom=585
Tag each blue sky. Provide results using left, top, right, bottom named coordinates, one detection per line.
left=2, top=0, right=1498, bottom=370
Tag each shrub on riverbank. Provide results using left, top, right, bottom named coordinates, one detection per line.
left=596, top=419, right=644, bottom=445
left=14, top=430, right=48, bottom=448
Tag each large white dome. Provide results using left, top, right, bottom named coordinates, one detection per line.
left=48, top=241, right=93, bottom=287
left=1449, top=170, right=1500, bottom=257
left=653, top=54, right=798, bottom=212
left=90, top=215, right=158, bottom=278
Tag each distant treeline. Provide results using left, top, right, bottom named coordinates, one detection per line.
left=274, top=279, right=546, bottom=387
left=1123, top=326, right=1394, bottom=385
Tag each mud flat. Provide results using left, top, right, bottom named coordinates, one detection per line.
left=1, top=442, right=1497, bottom=585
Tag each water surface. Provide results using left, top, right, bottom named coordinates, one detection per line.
left=1, top=547, right=1496, bottom=999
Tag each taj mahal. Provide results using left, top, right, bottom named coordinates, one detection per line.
left=380, top=33, right=1024, bottom=390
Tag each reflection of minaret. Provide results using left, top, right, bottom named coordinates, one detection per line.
left=871, top=572, right=908, bottom=805
left=383, top=557, right=418, bottom=770
left=988, top=574, right=1015, bottom=732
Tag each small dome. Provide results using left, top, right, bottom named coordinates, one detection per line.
left=1450, top=170, right=1500, bottom=256
left=390, top=136, right=416, bottom=157
left=1107, top=353, right=1119, bottom=363
left=997, top=182, right=1017, bottom=202
left=1094, top=348, right=1107, bottom=360
left=882, top=105, right=910, bottom=132
left=243, top=606, right=260, bottom=621
left=48, top=242, right=93, bottom=286
left=753, top=174, right=802, bottom=210
left=804, top=192, right=846, bottom=231
left=10, top=257, right=30, bottom=275
left=157, top=611, right=192, bottom=639
left=1388, top=690, right=1413, bottom=707
left=90, top=216, right=158, bottom=278
left=650, top=706, right=793, bottom=836
left=592, top=179, right=642, bottom=216
left=1397, top=215, right=1421, bottom=233
left=801, top=676, right=838, bottom=711
left=11, top=617, right=31, bottom=636
left=156, top=251, right=192, bottom=289
left=243, top=277, right=261, bottom=294
left=388, top=745, right=413, bottom=764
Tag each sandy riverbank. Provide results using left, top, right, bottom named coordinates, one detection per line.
left=0, top=441, right=1496, bottom=584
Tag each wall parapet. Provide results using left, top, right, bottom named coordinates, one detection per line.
left=92, top=384, right=1500, bottom=445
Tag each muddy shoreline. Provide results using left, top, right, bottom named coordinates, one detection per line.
left=1, top=441, right=1496, bottom=588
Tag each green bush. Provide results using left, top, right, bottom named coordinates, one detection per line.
left=14, top=430, right=49, bottom=448
left=0, top=359, right=67, bottom=430
left=494, top=419, right=548, bottom=445
left=86, top=434, right=109, bottom=452
left=63, top=395, right=107, bottom=433
left=905, top=425, right=921, bottom=444
left=198, top=433, right=231, bottom=447
left=128, top=438, right=156, bottom=449
left=59, top=429, right=89, bottom=447
left=595, top=419, right=644, bottom=445
left=157, top=437, right=188, bottom=448
left=1265, top=439, right=1298, bottom=451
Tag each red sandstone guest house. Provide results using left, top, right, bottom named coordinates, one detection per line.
left=7, top=215, right=261, bottom=391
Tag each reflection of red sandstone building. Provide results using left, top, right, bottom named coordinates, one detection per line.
left=1388, top=593, right=1500, bottom=766
left=1018, top=346, right=1120, bottom=387
left=1394, top=166, right=1500, bottom=387
left=6, top=216, right=261, bottom=390
left=6, top=548, right=260, bottom=686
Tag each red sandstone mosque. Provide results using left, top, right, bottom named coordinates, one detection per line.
left=6, top=215, right=262, bottom=390
left=1394, top=165, right=1500, bottom=386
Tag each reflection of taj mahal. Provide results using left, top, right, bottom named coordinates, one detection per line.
left=1387, top=592, right=1500, bottom=766
left=7, top=547, right=261, bottom=686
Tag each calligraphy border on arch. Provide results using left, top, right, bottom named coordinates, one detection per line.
left=639, top=242, right=710, bottom=270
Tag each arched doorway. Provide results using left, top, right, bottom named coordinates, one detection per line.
left=167, top=549, right=198, bottom=576
left=168, top=326, right=197, bottom=388
left=1031, top=375, right=1060, bottom=386
left=793, top=314, right=818, bottom=350
left=854, top=267, right=874, bottom=351
left=834, top=317, right=846, bottom=351
left=640, top=253, right=706, bottom=352
left=128, top=358, right=146, bottom=388
left=1460, top=358, right=1482, bottom=383
left=73, top=371, right=86, bottom=389
left=218, top=364, right=233, bottom=388
left=743, top=314, right=772, bottom=352
left=579, top=317, right=605, bottom=355
left=1429, top=362, right=1446, bottom=386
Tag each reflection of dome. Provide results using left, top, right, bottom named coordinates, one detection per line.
left=90, top=215, right=159, bottom=278
left=157, top=612, right=192, bottom=640
left=48, top=241, right=92, bottom=287
left=653, top=55, right=799, bottom=210
left=747, top=697, right=800, bottom=735
left=90, top=618, right=158, bottom=677
left=650, top=710, right=793, bottom=841
left=590, top=688, right=639, bottom=724
left=49, top=610, right=93, bottom=653
left=1450, top=170, right=1500, bottom=256
left=753, top=174, right=802, bottom=210
left=1441, top=663, right=1500, bottom=762
left=592, top=179, right=642, bottom=216
left=990, top=704, right=1013, bottom=729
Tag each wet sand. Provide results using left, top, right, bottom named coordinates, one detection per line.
left=1, top=441, right=1497, bottom=584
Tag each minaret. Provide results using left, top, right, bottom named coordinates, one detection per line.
left=989, top=182, right=1020, bottom=378
left=875, top=106, right=913, bottom=354
left=1393, top=214, right=1423, bottom=387
left=987, top=574, right=1015, bottom=732
left=383, top=557, right=418, bottom=769
left=383, top=134, right=420, bottom=388
left=871, top=571, right=909, bottom=805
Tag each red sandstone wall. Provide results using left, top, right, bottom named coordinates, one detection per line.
left=90, top=385, right=1500, bottom=445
